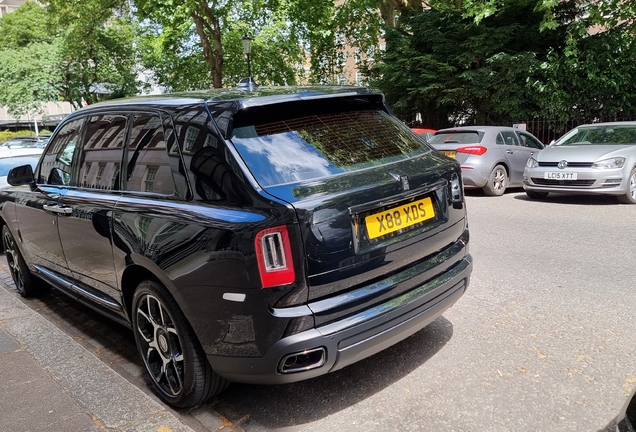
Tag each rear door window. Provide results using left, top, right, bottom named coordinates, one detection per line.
left=231, top=109, right=426, bottom=187
left=125, top=113, right=175, bottom=195
left=499, top=131, right=519, bottom=146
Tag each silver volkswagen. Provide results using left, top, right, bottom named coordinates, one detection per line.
left=523, top=122, right=636, bottom=204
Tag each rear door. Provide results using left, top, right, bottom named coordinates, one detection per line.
left=498, top=130, right=530, bottom=184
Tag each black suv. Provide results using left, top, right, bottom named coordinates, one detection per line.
left=1, top=86, right=472, bottom=408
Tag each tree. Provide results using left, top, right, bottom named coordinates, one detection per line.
left=374, top=0, right=570, bottom=127
left=48, top=0, right=141, bottom=107
left=0, top=1, right=61, bottom=117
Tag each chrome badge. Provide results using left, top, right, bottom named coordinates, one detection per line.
left=390, top=173, right=410, bottom=191
left=558, top=160, right=568, bottom=169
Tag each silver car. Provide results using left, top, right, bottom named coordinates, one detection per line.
left=429, top=126, right=544, bottom=195
left=523, top=122, right=636, bottom=204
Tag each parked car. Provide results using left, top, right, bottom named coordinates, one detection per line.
left=428, top=126, right=545, bottom=196
left=1, top=136, right=48, bottom=149
left=615, top=386, right=636, bottom=431
left=0, top=153, right=41, bottom=188
left=523, top=122, right=636, bottom=203
left=411, top=127, right=437, bottom=141
left=0, top=86, right=472, bottom=408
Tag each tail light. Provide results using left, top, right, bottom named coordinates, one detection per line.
left=255, top=225, right=296, bottom=288
left=457, top=146, right=487, bottom=155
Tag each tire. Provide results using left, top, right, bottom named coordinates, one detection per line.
left=525, top=190, right=549, bottom=200
left=482, top=164, right=508, bottom=196
left=617, top=168, right=636, bottom=204
left=2, top=225, right=38, bottom=297
left=132, top=280, right=228, bottom=408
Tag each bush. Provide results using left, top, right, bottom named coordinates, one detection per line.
left=0, top=129, right=54, bottom=144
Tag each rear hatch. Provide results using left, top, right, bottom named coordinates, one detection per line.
left=229, top=97, right=467, bottom=318
left=429, top=130, right=486, bottom=163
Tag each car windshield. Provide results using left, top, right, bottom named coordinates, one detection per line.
left=556, top=125, right=636, bottom=146
left=0, top=156, right=39, bottom=176
left=231, top=109, right=427, bottom=187
left=429, top=132, right=482, bottom=145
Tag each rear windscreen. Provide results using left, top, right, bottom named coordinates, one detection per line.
left=231, top=109, right=427, bottom=187
left=429, top=132, right=482, bottom=145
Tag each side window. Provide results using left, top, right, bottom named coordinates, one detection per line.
left=496, top=133, right=505, bottom=145
left=39, top=118, right=85, bottom=184
left=125, top=113, right=175, bottom=195
left=500, top=131, right=519, bottom=146
left=79, top=114, right=127, bottom=189
left=518, top=132, right=544, bottom=150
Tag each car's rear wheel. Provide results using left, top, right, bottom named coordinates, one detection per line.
left=2, top=225, right=38, bottom=297
left=617, top=168, right=636, bottom=204
left=132, top=280, right=228, bottom=408
left=483, top=164, right=508, bottom=196
left=525, top=190, right=549, bottom=200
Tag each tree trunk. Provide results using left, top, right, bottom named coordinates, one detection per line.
left=192, top=2, right=224, bottom=88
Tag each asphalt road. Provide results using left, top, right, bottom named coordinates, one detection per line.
left=5, top=189, right=636, bottom=431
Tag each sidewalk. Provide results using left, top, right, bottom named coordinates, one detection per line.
left=0, top=271, right=196, bottom=432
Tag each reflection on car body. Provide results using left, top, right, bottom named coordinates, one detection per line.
left=0, top=86, right=472, bottom=408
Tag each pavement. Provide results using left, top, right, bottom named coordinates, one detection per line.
left=0, top=264, right=229, bottom=432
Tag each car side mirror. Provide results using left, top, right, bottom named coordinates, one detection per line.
left=7, top=164, right=35, bottom=186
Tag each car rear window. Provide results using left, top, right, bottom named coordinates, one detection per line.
left=230, top=109, right=427, bottom=187
left=429, top=132, right=482, bottom=145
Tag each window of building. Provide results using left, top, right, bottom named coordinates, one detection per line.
left=185, top=126, right=199, bottom=152
left=338, top=73, right=347, bottom=85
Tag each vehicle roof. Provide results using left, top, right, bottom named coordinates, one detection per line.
left=435, top=126, right=519, bottom=133
left=574, top=121, right=636, bottom=128
left=80, top=86, right=383, bottom=112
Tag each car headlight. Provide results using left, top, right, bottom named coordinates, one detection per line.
left=526, top=157, right=538, bottom=168
left=592, top=157, right=625, bottom=169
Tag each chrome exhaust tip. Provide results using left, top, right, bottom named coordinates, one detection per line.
left=278, top=347, right=326, bottom=374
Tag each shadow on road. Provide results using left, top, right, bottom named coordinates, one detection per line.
left=1, top=258, right=455, bottom=430
left=513, top=193, right=620, bottom=205
left=208, top=316, right=454, bottom=429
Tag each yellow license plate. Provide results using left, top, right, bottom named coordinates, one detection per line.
left=440, top=150, right=456, bottom=158
left=365, top=196, right=435, bottom=240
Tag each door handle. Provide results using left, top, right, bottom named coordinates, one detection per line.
left=506, top=150, right=514, bottom=154
left=43, top=204, right=73, bottom=215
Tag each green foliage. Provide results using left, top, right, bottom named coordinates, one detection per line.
left=374, top=1, right=563, bottom=127
left=0, top=129, right=54, bottom=144
left=48, top=0, right=141, bottom=107
left=534, top=25, right=636, bottom=121
left=0, top=0, right=55, bottom=48
left=0, top=42, right=63, bottom=118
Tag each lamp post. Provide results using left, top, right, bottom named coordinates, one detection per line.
left=241, top=36, right=252, bottom=83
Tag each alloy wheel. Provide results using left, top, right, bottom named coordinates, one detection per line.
left=3, top=229, right=25, bottom=293
left=492, top=167, right=506, bottom=192
left=136, top=294, right=185, bottom=398
left=630, top=172, right=636, bottom=199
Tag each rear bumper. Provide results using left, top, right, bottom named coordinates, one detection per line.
left=207, top=253, right=472, bottom=384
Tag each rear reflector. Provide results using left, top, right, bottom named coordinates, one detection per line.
left=255, top=226, right=296, bottom=288
left=457, top=146, right=487, bottom=155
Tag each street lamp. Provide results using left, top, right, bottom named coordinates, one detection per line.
left=241, top=36, right=253, bottom=83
